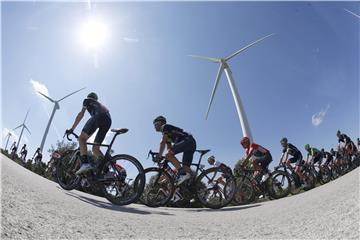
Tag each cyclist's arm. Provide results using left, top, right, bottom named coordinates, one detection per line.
left=158, top=134, right=168, bottom=157
left=282, top=151, right=288, bottom=164
left=70, top=108, right=86, bottom=130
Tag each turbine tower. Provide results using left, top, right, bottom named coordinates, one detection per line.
left=4, top=131, right=13, bottom=150
left=38, top=87, right=85, bottom=152
left=13, top=110, right=31, bottom=152
left=190, top=33, right=275, bottom=142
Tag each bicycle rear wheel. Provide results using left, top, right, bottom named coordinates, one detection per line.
left=100, top=154, right=145, bottom=206
left=139, top=168, right=175, bottom=207
left=56, top=150, right=81, bottom=190
left=195, top=167, right=236, bottom=209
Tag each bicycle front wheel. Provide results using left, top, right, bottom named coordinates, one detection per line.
left=233, top=175, right=255, bottom=205
left=56, top=150, right=81, bottom=190
left=100, top=154, right=145, bottom=206
left=195, top=167, right=236, bottom=209
left=139, top=168, right=175, bottom=207
left=269, top=170, right=291, bottom=199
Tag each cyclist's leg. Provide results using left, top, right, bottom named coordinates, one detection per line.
left=166, top=138, right=191, bottom=172
left=92, top=113, right=112, bottom=158
left=80, top=116, right=98, bottom=162
left=177, top=136, right=196, bottom=174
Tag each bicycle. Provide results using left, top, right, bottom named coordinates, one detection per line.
left=140, top=149, right=236, bottom=209
left=56, top=128, right=145, bottom=206
left=233, top=161, right=291, bottom=204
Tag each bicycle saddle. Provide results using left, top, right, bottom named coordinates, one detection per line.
left=111, top=128, right=129, bottom=134
left=195, top=149, right=211, bottom=155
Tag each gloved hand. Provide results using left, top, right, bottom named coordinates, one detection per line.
left=65, top=129, right=73, bottom=135
left=155, top=154, right=163, bottom=163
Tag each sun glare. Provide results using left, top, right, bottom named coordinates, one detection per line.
left=77, top=18, right=109, bottom=50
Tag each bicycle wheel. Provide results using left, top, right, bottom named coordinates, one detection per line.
left=233, top=175, right=255, bottom=205
left=269, top=170, right=291, bottom=199
left=100, top=154, right=145, bottom=206
left=139, top=167, right=175, bottom=207
left=289, top=173, right=302, bottom=195
left=319, top=166, right=331, bottom=184
left=195, top=167, right=236, bottom=209
left=302, top=167, right=316, bottom=190
left=56, top=150, right=81, bottom=190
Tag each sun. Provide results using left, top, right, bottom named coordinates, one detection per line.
left=77, top=17, right=109, bottom=50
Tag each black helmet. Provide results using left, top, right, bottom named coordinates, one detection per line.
left=321, top=148, right=324, bottom=152
left=336, top=130, right=341, bottom=137
left=280, top=137, right=288, bottom=145
left=87, top=92, right=98, bottom=101
left=153, top=116, right=166, bottom=124
left=330, top=148, right=335, bottom=154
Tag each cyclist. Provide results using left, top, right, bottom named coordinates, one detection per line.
left=66, top=92, right=112, bottom=175
left=20, top=144, right=28, bottom=161
left=304, top=144, right=322, bottom=166
left=240, top=137, right=272, bottom=183
left=279, top=137, right=306, bottom=183
left=336, top=130, right=357, bottom=158
left=10, top=141, right=17, bottom=152
left=207, top=155, right=232, bottom=185
left=322, top=148, right=334, bottom=166
left=153, top=116, right=196, bottom=185
left=33, top=147, right=43, bottom=165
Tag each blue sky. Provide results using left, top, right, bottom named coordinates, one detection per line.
left=1, top=1, right=359, bottom=170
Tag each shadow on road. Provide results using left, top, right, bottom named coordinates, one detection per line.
left=190, top=204, right=262, bottom=212
left=64, top=191, right=174, bottom=216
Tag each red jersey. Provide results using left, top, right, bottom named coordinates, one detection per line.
left=245, top=143, right=269, bottom=158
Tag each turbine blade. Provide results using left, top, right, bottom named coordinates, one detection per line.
left=24, top=125, right=31, bottom=135
left=344, top=8, right=360, bottom=19
left=225, top=33, right=275, bottom=61
left=24, top=109, right=30, bottom=123
left=206, top=65, right=224, bottom=119
left=188, top=55, right=220, bottom=63
left=13, top=125, right=22, bottom=131
left=58, top=87, right=86, bottom=102
left=38, top=91, right=55, bottom=103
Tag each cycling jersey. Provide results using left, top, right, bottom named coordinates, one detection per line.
left=323, top=151, right=333, bottom=165
left=245, top=143, right=269, bottom=159
left=245, top=143, right=272, bottom=172
left=161, top=124, right=190, bottom=144
left=338, top=134, right=351, bottom=145
left=307, top=147, right=320, bottom=157
left=82, top=98, right=109, bottom=117
left=282, top=143, right=301, bottom=157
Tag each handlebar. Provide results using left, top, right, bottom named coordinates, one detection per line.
left=63, top=131, right=79, bottom=141
left=147, top=150, right=165, bottom=162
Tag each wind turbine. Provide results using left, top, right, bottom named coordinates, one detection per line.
left=344, top=8, right=360, bottom=19
left=13, top=110, right=31, bottom=152
left=3, top=131, right=13, bottom=150
left=190, top=33, right=275, bottom=142
left=38, top=87, right=85, bottom=152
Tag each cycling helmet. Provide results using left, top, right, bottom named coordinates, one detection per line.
left=87, top=92, right=98, bottom=101
left=330, top=148, right=335, bottom=154
left=336, top=130, right=341, bottom=137
left=304, top=144, right=310, bottom=151
left=321, top=148, right=324, bottom=152
left=280, top=137, right=288, bottom=146
left=153, top=116, right=166, bottom=124
left=240, top=137, right=250, bottom=147
left=207, top=155, right=216, bottom=165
